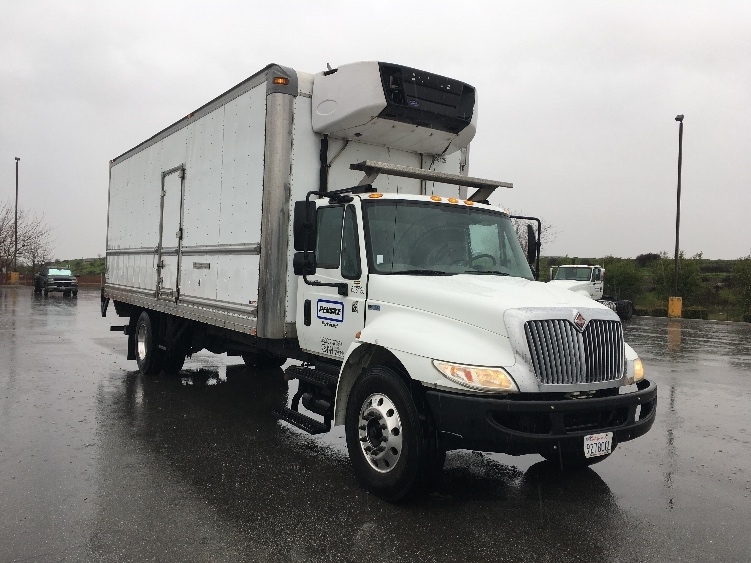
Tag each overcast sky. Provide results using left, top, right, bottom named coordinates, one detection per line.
left=2, top=0, right=749, bottom=260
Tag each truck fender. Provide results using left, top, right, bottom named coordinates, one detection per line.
left=335, top=341, right=440, bottom=426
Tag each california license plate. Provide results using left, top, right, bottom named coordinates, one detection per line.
left=584, top=432, right=613, bottom=458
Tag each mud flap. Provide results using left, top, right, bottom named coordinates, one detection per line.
left=100, top=287, right=110, bottom=318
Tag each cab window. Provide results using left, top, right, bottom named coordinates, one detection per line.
left=315, top=206, right=344, bottom=269
left=341, top=205, right=361, bottom=279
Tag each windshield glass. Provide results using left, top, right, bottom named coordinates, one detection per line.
left=48, top=268, right=73, bottom=276
left=554, top=267, right=592, bottom=281
left=362, top=200, right=533, bottom=279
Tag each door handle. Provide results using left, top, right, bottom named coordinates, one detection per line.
left=304, top=299, right=311, bottom=326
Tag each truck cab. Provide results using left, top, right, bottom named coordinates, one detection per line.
left=548, top=264, right=604, bottom=299
left=292, top=186, right=654, bottom=501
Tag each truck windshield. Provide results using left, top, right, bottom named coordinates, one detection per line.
left=48, top=268, right=73, bottom=276
left=362, top=200, right=533, bottom=279
left=554, top=267, right=592, bottom=281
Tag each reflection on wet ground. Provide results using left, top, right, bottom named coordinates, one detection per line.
left=1, top=288, right=750, bottom=562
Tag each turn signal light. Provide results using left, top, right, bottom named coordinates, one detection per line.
left=369, top=193, right=383, bottom=199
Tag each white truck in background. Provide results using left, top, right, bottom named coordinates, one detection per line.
left=549, top=265, right=635, bottom=320
left=102, top=61, right=656, bottom=502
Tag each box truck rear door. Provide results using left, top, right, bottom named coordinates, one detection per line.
left=157, top=166, right=185, bottom=301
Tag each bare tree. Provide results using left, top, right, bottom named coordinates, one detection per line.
left=0, top=200, right=55, bottom=273
left=507, top=209, right=557, bottom=256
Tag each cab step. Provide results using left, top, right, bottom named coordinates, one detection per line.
left=285, top=364, right=339, bottom=388
left=275, top=406, right=330, bottom=435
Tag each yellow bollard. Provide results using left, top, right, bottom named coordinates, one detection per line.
left=9, top=272, right=20, bottom=285
left=668, top=296, right=682, bottom=318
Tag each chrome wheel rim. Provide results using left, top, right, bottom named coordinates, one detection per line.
left=136, top=321, right=148, bottom=362
left=358, top=393, right=403, bottom=473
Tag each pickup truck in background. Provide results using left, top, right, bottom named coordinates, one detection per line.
left=34, top=266, right=79, bottom=297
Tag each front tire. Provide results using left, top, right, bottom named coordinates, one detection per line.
left=345, top=366, right=441, bottom=502
left=135, top=311, right=162, bottom=375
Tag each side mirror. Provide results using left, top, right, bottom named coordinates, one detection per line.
left=293, top=201, right=317, bottom=251
left=293, top=252, right=316, bottom=276
left=526, top=224, right=537, bottom=265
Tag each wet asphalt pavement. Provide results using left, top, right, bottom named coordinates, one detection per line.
left=1, top=287, right=750, bottom=562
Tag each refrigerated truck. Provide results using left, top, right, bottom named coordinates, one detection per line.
left=102, top=61, right=656, bottom=501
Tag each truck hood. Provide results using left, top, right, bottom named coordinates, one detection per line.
left=367, top=274, right=609, bottom=337
left=547, top=280, right=592, bottom=294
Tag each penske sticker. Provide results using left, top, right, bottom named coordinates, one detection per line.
left=317, top=299, right=344, bottom=323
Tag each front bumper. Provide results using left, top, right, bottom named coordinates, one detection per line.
left=45, top=284, right=78, bottom=292
left=425, top=379, right=656, bottom=456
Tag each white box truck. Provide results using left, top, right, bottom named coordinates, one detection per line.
left=102, top=61, right=656, bottom=501
left=548, top=264, right=635, bottom=319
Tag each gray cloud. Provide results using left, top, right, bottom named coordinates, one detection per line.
left=2, top=0, right=749, bottom=260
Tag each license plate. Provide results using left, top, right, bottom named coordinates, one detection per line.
left=584, top=432, right=613, bottom=458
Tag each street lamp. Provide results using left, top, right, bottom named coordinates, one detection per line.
left=14, top=157, right=20, bottom=272
left=669, top=115, right=684, bottom=318
left=673, top=115, right=684, bottom=294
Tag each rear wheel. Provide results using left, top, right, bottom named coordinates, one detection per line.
left=161, top=352, right=185, bottom=374
left=242, top=353, right=287, bottom=368
left=345, top=366, right=442, bottom=502
left=135, top=311, right=162, bottom=375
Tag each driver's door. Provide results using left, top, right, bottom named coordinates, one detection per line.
left=296, top=203, right=366, bottom=360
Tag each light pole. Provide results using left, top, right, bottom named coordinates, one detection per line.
left=14, top=157, right=20, bottom=272
left=673, top=115, right=684, bottom=296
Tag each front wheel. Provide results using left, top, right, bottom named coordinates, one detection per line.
left=345, top=366, right=442, bottom=502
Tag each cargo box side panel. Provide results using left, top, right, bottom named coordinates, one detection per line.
left=107, top=141, right=166, bottom=291
left=178, top=85, right=266, bottom=307
left=216, top=86, right=265, bottom=304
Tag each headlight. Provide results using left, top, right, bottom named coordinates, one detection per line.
left=627, top=358, right=645, bottom=385
left=633, top=358, right=644, bottom=382
left=433, top=361, right=519, bottom=392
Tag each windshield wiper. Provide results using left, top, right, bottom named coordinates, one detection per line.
left=461, top=270, right=510, bottom=276
left=392, top=269, right=457, bottom=276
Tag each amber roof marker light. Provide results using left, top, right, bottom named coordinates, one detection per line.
left=273, top=77, right=290, bottom=85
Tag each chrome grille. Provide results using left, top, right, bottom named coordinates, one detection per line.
left=524, top=319, right=624, bottom=384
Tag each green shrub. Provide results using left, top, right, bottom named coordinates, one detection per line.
left=743, top=313, right=751, bottom=323
left=683, top=306, right=709, bottom=320
left=635, top=307, right=651, bottom=316
left=651, top=307, right=668, bottom=317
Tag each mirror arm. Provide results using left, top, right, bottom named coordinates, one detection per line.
left=300, top=190, right=349, bottom=296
